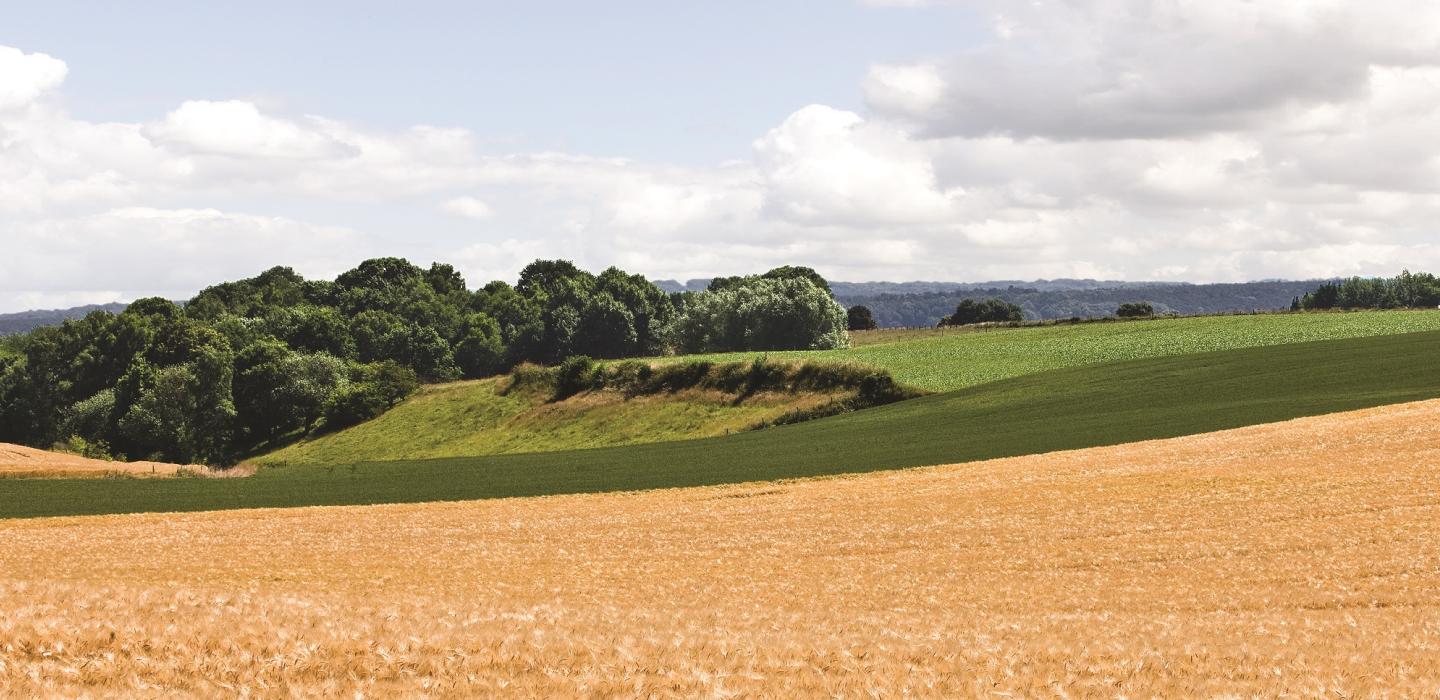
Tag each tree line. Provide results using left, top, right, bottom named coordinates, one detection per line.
left=1293, top=270, right=1440, bottom=311
left=0, top=259, right=847, bottom=465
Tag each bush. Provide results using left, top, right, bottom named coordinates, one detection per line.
left=847, top=305, right=878, bottom=331
left=1116, top=302, right=1155, bottom=318
left=938, top=298, right=1024, bottom=326
left=553, top=355, right=599, bottom=399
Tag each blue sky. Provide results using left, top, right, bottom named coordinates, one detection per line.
left=2, top=1, right=1439, bottom=312
left=7, top=1, right=981, bottom=163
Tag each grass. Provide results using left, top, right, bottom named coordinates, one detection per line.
left=4, top=399, right=1439, bottom=695
left=659, top=310, right=1440, bottom=392
left=3, top=330, right=1439, bottom=519
left=256, top=376, right=850, bottom=467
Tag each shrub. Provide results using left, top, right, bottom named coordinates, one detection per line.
left=939, top=299, right=1024, bottom=326
left=554, top=355, right=600, bottom=399
left=847, top=305, right=878, bottom=331
left=1116, top=302, right=1155, bottom=318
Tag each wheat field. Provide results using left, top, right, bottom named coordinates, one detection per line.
left=3, top=400, right=1440, bottom=696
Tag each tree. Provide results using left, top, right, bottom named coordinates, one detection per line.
left=322, top=361, right=418, bottom=430
left=575, top=293, right=638, bottom=359
left=847, top=305, right=878, bottom=331
left=671, top=277, right=849, bottom=353
left=1116, top=302, right=1155, bottom=318
left=453, top=313, right=506, bottom=378
left=762, top=265, right=832, bottom=296
left=938, top=299, right=1024, bottom=326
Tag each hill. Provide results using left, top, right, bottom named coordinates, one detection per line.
left=256, top=369, right=868, bottom=468
left=0, top=302, right=130, bottom=336
left=4, top=329, right=1439, bottom=518
left=838, top=279, right=1328, bottom=326
left=260, top=311, right=1440, bottom=467
left=4, top=398, right=1437, bottom=694
left=659, top=310, right=1440, bottom=392
left=0, top=443, right=200, bottom=479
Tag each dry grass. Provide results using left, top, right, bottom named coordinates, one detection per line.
left=0, top=443, right=202, bottom=479
left=3, top=400, right=1440, bottom=696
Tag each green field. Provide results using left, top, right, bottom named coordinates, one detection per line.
left=4, top=330, right=1437, bottom=519
left=656, top=311, right=1440, bottom=392
left=257, top=376, right=850, bottom=467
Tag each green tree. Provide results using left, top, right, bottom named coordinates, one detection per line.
left=847, top=305, right=878, bottom=331
left=1116, top=302, right=1155, bottom=318
left=453, top=313, right=506, bottom=378
left=938, top=298, right=1024, bottom=326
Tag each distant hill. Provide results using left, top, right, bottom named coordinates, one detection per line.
left=656, top=277, right=1329, bottom=327
left=1, top=279, right=1331, bottom=334
left=836, top=280, right=1330, bottom=327
left=653, top=278, right=1180, bottom=295
left=0, top=303, right=129, bottom=336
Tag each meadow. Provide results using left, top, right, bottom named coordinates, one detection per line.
left=4, top=399, right=1437, bottom=695
left=660, top=310, right=1440, bottom=391
left=3, top=329, right=1439, bottom=518
left=257, top=376, right=849, bottom=467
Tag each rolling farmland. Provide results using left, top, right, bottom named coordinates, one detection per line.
left=257, top=375, right=852, bottom=467
left=4, top=399, right=1438, bottom=695
left=660, top=310, right=1440, bottom=392
left=3, top=329, right=1439, bottom=518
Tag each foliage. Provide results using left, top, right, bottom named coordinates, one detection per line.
left=1116, top=301, right=1155, bottom=318
left=670, top=276, right=849, bottom=353
left=846, top=305, right=877, bottom=331
left=1298, top=270, right=1440, bottom=310
left=258, top=361, right=905, bottom=468
left=837, top=279, right=1324, bottom=327
left=939, top=298, right=1025, bottom=326
left=6, top=330, right=1440, bottom=518
left=0, top=257, right=840, bottom=464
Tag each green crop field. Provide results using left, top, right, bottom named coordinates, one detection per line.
left=3, top=330, right=1437, bottom=519
left=653, top=310, right=1440, bottom=392
left=257, top=376, right=849, bottom=467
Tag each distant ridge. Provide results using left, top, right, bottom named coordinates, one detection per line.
left=3, top=278, right=1331, bottom=334
left=0, top=303, right=129, bottom=336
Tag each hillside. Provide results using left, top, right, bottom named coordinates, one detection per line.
left=0, top=302, right=129, bottom=336
left=838, top=280, right=1328, bottom=326
left=5, top=399, right=1437, bottom=694
left=256, top=373, right=859, bottom=468
left=0, top=444, right=199, bottom=479
left=5, top=329, right=1439, bottom=518
left=662, top=309, right=1440, bottom=392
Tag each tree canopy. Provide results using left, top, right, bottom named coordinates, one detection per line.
left=0, top=258, right=846, bottom=465
left=938, top=298, right=1025, bottom=327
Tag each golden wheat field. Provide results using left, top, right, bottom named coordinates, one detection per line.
left=3, top=400, right=1440, bottom=697
left=0, top=443, right=196, bottom=479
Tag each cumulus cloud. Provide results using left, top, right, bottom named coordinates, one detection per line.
left=442, top=196, right=494, bottom=219
left=868, top=0, right=1440, bottom=140
left=754, top=105, right=959, bottom=226
left=146, top=100, right=358, bottom=159
left=4, top=7, right=1440, bottom=313
left=0, top=207, right=372, bottom=308
left=0, top=46, right=67, bottom=111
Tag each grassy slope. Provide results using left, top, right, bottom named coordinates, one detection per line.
left=4, top=330, right=1438, bottom=519
left=256, top=378, right=845, bottom=467
left=659, top=310, right=1440, bottom=392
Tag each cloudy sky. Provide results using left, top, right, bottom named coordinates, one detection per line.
left=3, top=0, right=1439, bottom=312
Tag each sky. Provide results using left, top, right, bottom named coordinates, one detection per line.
left=2, top=0, right=1439, bottom=312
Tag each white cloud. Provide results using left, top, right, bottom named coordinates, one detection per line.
left=0, top=46, right=66, bottom=111
left=869, top=0, right=1440, bottom=141
left=145, top=100, right=357, bottom=160
left=5, top=8, right=1440, bottom=313
left=754, top=105, right=959, bottom=226
left=442, top=196, right=493, bottom=219
left=0, top=207, right=372, bottom=308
